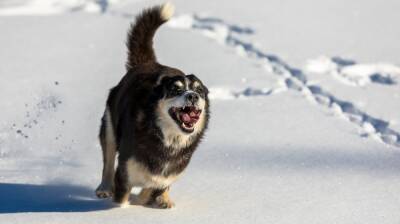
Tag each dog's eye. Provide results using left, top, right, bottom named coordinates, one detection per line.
left=195, top=86, right=204, bottom=94
left=171, top=85, right=184, bottom=95
left=194, top=86, right=208, bottom=97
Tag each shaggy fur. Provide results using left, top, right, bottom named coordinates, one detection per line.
left=95, top=3, right=209, bottom=209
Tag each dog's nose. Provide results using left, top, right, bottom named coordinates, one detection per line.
left=186, top=92, right=200, bottom=103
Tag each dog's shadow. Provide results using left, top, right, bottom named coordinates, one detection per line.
left=0, top=183, right=114, bottom=213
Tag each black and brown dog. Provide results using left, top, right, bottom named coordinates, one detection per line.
left=95, top=3, right=210, bottom=209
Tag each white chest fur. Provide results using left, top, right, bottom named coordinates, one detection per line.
left=126, top=159, right=179, bottom=189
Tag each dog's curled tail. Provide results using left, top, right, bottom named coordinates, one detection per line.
left=126, top=2, right=175, bottom=70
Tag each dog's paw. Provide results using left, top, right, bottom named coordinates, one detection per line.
left=95, top=184, right=113, bottom=198
left=150, top=197, right=175, bottom=209
left=118, top=201, right=131, bottom=208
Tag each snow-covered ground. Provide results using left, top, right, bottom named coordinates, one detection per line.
left=1, top=0, right=400, bottom=223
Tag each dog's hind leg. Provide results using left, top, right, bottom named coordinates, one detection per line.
left=138, top=187, right=175, bottom=209
left=96, top=108, right=117, bottom=198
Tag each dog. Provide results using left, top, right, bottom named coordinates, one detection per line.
left=95, top=3, right=210, bottom=209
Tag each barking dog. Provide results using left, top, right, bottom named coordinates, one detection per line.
left=95, top=3, right=209, bottom=209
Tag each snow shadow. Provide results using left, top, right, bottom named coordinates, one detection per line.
left=0, top=183, right=113, bottom=213
left=202, top=145, right=400, bottom=175
left=96, top=0, right=109, bottom=13
left=369, top=73, right=397, bottom=85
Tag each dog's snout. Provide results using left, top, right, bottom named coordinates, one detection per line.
left=186, top=92, right=199, bottom=103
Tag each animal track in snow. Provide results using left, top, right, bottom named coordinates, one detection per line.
left=168, top=14, right=400, bottom=148
left=209, top=84, right=287, bottom=100
left=306, top=56, right=399, bottom=86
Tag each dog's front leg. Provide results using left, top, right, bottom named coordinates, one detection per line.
left=113, top=162, right=133, bottom=206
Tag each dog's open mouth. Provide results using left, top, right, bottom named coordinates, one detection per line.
left=169, top=106, right=202, bottom=133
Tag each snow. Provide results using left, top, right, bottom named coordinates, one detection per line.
left=0, top=0, right=103, bottom=15
left=306, top=56, right=400, bottom=86
left=1, top=0, right=400, bottom=223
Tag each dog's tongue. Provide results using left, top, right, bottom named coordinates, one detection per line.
left=181, top=113, right=192, bottom=123
left=181, top=112, right=199, bottom=124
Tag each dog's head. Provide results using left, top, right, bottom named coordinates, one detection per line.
left=155, top=73, right=209, bottom=141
